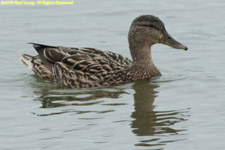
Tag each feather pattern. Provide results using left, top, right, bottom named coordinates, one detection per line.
left=20, top=43, right=133, bottom=88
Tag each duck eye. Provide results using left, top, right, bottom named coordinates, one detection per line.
left=168, top=36, right=172, bottom=39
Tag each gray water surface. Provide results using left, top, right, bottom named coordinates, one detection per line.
left=1, top=0, right=225, bottom=149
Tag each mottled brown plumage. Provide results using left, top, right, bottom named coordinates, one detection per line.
left=20, top=15, right=188, bottom=88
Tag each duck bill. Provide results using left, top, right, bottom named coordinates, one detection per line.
left=160, top=33, right=188, bottom=50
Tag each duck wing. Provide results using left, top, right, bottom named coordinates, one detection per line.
left=21, top=43, right=132, bottom=88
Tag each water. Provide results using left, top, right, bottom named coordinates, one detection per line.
left=1, top=0, right=225, bottom=149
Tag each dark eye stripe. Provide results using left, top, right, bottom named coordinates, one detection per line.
left=138, top=24, right=160, bottom=30
left=138, top=23, right=167, bottom=34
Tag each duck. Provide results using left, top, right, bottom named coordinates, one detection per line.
left=20, top=15, right=188, bottom=88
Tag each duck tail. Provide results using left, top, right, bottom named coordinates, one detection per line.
left=19, top=54, right=33, bottom=70
left=20, top=53, right=54, bottom=80
left=29, top=43, right=56, bottom=72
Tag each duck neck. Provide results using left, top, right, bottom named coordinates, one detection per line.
left=130, top=44, right=154, bottom=68
left=128, top=43, right=161, bottom=80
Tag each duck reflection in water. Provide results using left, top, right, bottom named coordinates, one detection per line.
left=131, top=81, right=189, bottom=147
left=29, top=75, right=189, bottom=147
left=29, top=75, right=128, bottom=109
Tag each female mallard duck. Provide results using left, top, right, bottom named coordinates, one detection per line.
left=20, top=15, right=188, bottom=88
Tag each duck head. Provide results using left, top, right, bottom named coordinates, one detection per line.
left=128, top=15, right=188, bottom=64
